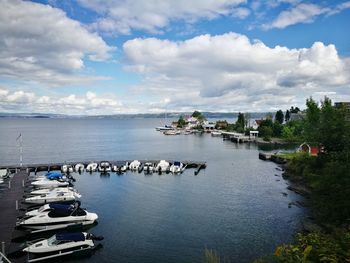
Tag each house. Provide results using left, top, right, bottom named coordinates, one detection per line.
left=203, top=121, right=215, bottom=131
left=335, top=102, right=350, bottom=110
left=289, top=112, right=305, bottom=122
left=251, top=120, right=262, bottom=129
left=186, top=116, right=199, bottom=128
left=215, top=120, right=228, bottom=129
left=298, top=143, right=322, bottom=156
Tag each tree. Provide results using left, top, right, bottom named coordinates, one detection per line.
left=236, top=112, right=245, bottom=131
left=285, top=110, right=290, bottom=122
left=290, top=106, right=301, bottom=113
left=304, top=97, right=320, bottom=143
left=192, top=111, right=201, bottom=118
left=177, top=115, right=186, bottom=128
left=275, top=110, right=284, bottom=124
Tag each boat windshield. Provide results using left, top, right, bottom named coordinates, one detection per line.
left=47, top=235, right=57, bottom=246
left=38, top=206, right=46, bottom=212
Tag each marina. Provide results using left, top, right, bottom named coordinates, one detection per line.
left=0, top=160, right=206, bottom=262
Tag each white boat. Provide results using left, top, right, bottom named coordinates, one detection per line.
left=169, top=161, right=185, bottom=173
left=25, top=203, right=76, bottom=217
left=164, top=130, right=180, bottom=135
left=75, top=163, right=85, bottom=173
left=31, top=179, right=70, bottom=189
left=143, top=162, right=155, bottom=174
left=86, top=162, right=98, bottom=172
left=0, top=169, right=9, bottom=179
left=29, top=187, right=78, bottom=196
left=23, top=232, right=103, bottom=262
left=0, top=178, right=3, bottom=184
left=23, top=232, right=100, bottom=253
left=155, top=160, right=170, bottom=173
left=129, top=160, right=141, bottom=171
left=24, top=191, right=81, bottom=204
left=98, top=161, right=111, bottom=173
left=17, top=202, right=98, bottom=232
left=61, top=165, right=73, bottom=174
left=155, top=125, right=173, bottom=131
left=211, top=131, right=222, bottom=137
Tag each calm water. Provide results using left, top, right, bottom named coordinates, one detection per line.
left=0, top=118, right=305, bottom=263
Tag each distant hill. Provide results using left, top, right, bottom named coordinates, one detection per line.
left=0, top=112, right=273, bottom=120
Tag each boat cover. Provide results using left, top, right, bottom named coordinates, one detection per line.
left=49, top=203, right=73, bottom=210
left=45, top=172, right=62, bottom=179
left=174, top=161, right=181, bottom=166
left=56, top=232, right=85, bottom=241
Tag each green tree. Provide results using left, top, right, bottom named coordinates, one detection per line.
left=304, top=97, right=320, bottom=143
left=285, top=110, right=290, bottom=122
left=177, top=115, right=186, bottom=128
left=236, top=112, right=245, bottom=131
left=275, top=110, right=284, bottom=124
left=192, top=111, right=202, bottom=118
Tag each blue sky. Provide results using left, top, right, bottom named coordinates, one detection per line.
left=0, top=0, right=349, bottom=114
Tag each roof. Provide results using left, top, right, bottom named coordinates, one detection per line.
left=56, top=232, right=85, bottom=242
left=255, top=120, right=263, bottom=125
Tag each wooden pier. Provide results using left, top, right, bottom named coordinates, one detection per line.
left=221, top=131, right=254, bottom=143
left=0, top=169, right=27, bottom=259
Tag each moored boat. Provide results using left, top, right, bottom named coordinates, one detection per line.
left=24, top=191, right=81, bottom=204
left=86, top=162, right=98, bottom=172
left=75, top=163, right=85, bottom=173
left=129, top=160, right=141, bottom=171
left=169, top=161, right=185, bottom=173
left=155, top=160, right=170, bottom=173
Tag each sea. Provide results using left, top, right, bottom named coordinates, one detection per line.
left=0, top=117, right=305, bottom=263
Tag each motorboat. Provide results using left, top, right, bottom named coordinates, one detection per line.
left=23, top=232, right=103, bottom=261
left=143, top=162, right=155, bottom=174
left=17, top=201, right=98, bottom=233
left=33, top=171, right=64, bottom=181
left=98, top=161, right=111, bottom=173
left=163, top=130, right=180, bottom=135
left=61, top=165, right=73, bottom=174
left=24, top=190, right=81, bottom=204
left=155, top=125, right=173, bottom=131
left=31, top=178, right=70, bottom=189
left=211, top=131, right=222, bottom=137
left=155, top=160, right=170, bottom=173
left=75, top=163, right=85, bottom=173
left=25, top=203, right=76, bottom=218
left=0, top=169, right=9, bottom=179
left=129, top=160, right=141, bottom=171
left=86, top=162, right=98, bottom=172
left=29, top=187, right=76, bottom=196
left=121, top=162, right=128, bottom=172
left=170, top=161, right=185, bottom=173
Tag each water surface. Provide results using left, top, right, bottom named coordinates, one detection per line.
left=0, top=118, right=305, bottom=262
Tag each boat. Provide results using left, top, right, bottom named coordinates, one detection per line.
left=98, top=161, right=111, bottom=173
left=17, top=201, right=98, bottom=233
left=143, top=162, right=155, bottom=174
left=23, top=232, right=103, bottom=261
left=29, top=187, right=78, bottom=196
left=183, top=130, right=192, bottom=135
left=211, top=131, right=222, bottom=137
left=33, top=172, right=64, bottom=181
left=61, top=165, right=73, bottom=174
left=24, top=190, right=81, bottom=204
left=129, top=160, right=141, bottom=171
left=155, top=125, right=173, bottom=131
left=75, top=163, right=85, bottom=173
left=25, top=203, right=76, bottom=218
left=0, top=169, right=9, bottom=179
left=86, top=162, right=98, bottom=172
left=155, top=160, right=170, bottom=173
left=163, top=130, right=180, bottom=135
left=169, top=161, right=185, bottom=173
left=31, top=178, right=70, bottom=189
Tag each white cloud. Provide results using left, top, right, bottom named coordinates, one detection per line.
left=77, top=0, right=246, bottom=34
left=122, top=33, right=350, bottom=112
left=0, top=0, right=114, bottom=86
left=264, top=3, right=328, bottom=29
left=0, top=88, right=124, bottom=115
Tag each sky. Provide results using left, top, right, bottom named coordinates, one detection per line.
left=0, top=0, right=349, bottom=115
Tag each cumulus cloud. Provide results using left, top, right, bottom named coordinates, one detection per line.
left=123, top=33, right=350, bottom=111
left=0, top=0, right=114, bottom=86
left=77, top=0, right=247, bottom=35
left=0, top=88, right=123, bottom=115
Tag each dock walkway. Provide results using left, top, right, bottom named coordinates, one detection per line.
left=0, top=170, right=27, bottom=256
